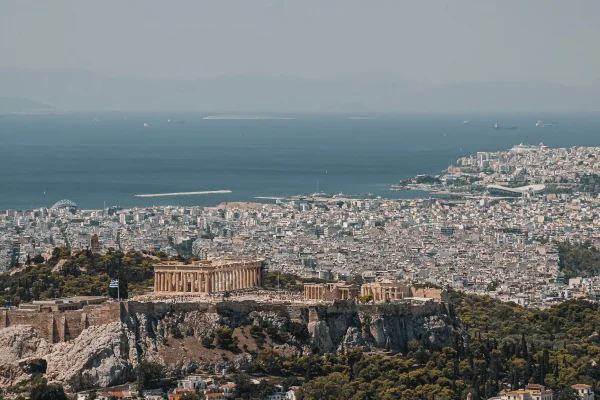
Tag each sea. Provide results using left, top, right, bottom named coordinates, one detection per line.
left=0, top=112, right=599, bottom=211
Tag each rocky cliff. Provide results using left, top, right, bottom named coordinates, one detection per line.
left=0, top=300, right=461, bottom=392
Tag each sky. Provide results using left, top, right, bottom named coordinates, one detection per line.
left=1, top=0, right=600, bottom=87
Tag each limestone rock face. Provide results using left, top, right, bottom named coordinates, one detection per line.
left=308, top=320, right=335, bottom=353
left=339, top=326, right=365, bottom=352
left=0, top=325, right=50, bottom=363
left=0, top=300, right=461, bottom=392
left=44, top=322, right=138, bottom=391
left=0, top=326, right=51, bottom=387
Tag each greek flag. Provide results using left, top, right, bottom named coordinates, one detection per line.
left=109, top=279, right=119, bottom=289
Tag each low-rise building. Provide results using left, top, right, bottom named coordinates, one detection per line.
left=572, top=384, right=594, bottom=400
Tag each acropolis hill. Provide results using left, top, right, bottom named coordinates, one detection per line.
left=0, top=297, right=459, bottom=391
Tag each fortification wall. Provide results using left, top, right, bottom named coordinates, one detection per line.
left=0, top=299, right=444, bottom=344
left=410, top=288, right=449, bottom=302
left=0, top=303, right=122, bottom=343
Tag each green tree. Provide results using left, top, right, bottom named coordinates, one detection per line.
left=256, top=349, right=283, bottom=374
left=557, top=388, right=577, bottom=400
left=300, top=372, right=353, bottom=400
left=136, top=361, right=164, bottom=395
left=214, top=327, right=239, bottom=350
left=29, top=381, right=68, bottom=400
left=232, top=372, right=254, bottom=399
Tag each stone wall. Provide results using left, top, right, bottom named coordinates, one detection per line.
left=0, top=303, right=122, bottom=343
left=410, top=287, right=449, bottom=302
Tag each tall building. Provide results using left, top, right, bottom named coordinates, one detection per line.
left=90, top=233, right=101, bottom=253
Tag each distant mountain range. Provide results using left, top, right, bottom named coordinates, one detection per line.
left=1, top=67, right=599, bottom=113
left=0, top=96, right=57, bottom=114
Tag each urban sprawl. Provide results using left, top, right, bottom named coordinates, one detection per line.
left=3, top=143, right=600, bottom=308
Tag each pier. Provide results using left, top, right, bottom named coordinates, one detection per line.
left=135, top=190, right=232, bottom=198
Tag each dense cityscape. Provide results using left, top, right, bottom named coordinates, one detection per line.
left=3, top=144, right=600, bottom=309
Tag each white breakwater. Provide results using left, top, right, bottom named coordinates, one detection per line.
left=135, top=190, right=232, bottom=198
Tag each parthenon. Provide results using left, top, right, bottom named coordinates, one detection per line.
left=154, top=257, right=264, bottom=294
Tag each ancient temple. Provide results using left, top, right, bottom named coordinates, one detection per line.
left=154, top=257, right=264, bottom=294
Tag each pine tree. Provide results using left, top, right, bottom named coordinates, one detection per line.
left=522, top=333, right=528, bottom=359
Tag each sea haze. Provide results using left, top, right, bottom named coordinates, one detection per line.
left=0, top=113, right=599, bottom=211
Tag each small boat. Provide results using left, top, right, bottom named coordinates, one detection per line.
left=536, top=120, right=553, bottom=127
left=143, top=123, right=150, bottom=127
left=463, top=120, right=470, bottom=124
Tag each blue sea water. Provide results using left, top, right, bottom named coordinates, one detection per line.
left=0, top=112, right=599, bottom=211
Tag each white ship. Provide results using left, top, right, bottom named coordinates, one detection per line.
left=536, top=120, right=553, bottom=127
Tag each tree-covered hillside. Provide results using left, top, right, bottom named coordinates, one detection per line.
left=557, top=241, right=600, bottom=278
left=0, top=248, right=155, bottom=306
left=291, top=294, right=600, bottom=400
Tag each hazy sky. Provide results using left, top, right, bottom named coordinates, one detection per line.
left=1, top=0, right=599, bottom=86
